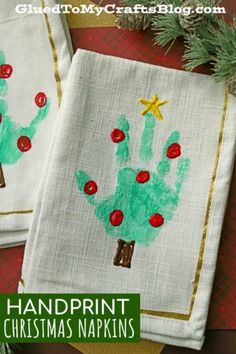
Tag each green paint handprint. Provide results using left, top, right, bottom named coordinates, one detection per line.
left=76, top=111, right=190, bottom=268
left=0, top=50, right=50, bottom=188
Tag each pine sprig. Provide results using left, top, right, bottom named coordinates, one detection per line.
left=184, top=35, right=213, bottom=71
left=183, top=23, right=219, bottom=70
left=118, top=0, right=236, bottom=94
left=152, top=0, right=221, bottom=46
left=213, top=18, right=236, bottom=80
left=152, top=0, right=183, bottom=46
left=184, top=18, right=236, bottom=81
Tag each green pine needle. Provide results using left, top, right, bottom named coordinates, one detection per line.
left=213, top=18, right=236, bottom=80
left=183, top=24, right=218, bottom=71
left=152, top=0, right=221, bottom=48
left=184, top=35, right=212, bottom=71
left=120, top=0, right=236, bottom=84
left=152, top=13, right=185, bottom=47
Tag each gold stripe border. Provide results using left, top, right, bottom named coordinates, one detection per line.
left=141, top=87, right=229, bottom=320
left=42, top=0, right=63, bottom=106
left=0, top=210, right=33, bottom=216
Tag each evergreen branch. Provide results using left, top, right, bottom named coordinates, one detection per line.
left=118, top=0, right=236, bottom=91
left=184, top=35, right=213, bottom=71
left=152, top=0, right=222, bottom=48
left=183, top=24, right=219, bottom=71
left=202, top=0, right=223, bottom=25
left=152, top=13, right=185, bottom=46
left=213, top=17, right=236, bottom=80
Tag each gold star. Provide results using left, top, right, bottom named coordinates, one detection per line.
left=139, top=95, right=168, bottom=120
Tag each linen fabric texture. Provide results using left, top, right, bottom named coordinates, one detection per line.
left=0, top=0, right=72, bottom=247
left=20, top=50, right=236, bottom=350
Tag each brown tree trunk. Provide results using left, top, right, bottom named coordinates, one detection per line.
left=0, top=163, right=6, bottom=188
left=113, top=239, right=135, bottom=268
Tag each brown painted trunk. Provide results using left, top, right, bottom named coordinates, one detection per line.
left=113, top=239, right=135, bottom=268
left=0, top=163, right=6, bottom=188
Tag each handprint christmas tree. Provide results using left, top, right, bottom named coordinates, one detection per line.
left=76, top=96, right=190, bottom=268
left=0, top=50, right=50, bottom=187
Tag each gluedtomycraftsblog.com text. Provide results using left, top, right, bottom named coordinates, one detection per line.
left=15, top=4, right=226, bottom=16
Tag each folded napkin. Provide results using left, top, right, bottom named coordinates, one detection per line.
left=0, top=0, right=72, bottom=247
left=20, top=50, right=236, bottom=350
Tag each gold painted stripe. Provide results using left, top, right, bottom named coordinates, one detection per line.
left=19, top=278, right=26, bottom=287
left=0, top=210, right=33, bottom=216
left=141, top=88, right=229, bottom=320
left=41, top=0, right=63, bottom=106
left=141, top=309, right=190, bottom=320
left=189, top=87, right=229, bottom=315
left=65, top=0, right=116, bottom=29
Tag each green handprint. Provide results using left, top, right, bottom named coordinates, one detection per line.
left=76, top=111, right=190, bottom=268
left=0, top=50, right=50, bottom=188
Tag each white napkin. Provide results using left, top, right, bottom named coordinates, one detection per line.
left=0, top=0, right=72, bottom=247
left=20, top=50, right=236, bottom=350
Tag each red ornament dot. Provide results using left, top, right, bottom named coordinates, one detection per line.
left=136, top=170, right=150, bottom=184
left=0, top=113, right=2, bottom=124
left=111, top=129, right=125, bottom=143
left=167, top=143, right=181, bottom=159
left=35, top=92, right=47, bottom=107
left=149, top=213, right=164, bottom=228
left=0, top=64, right=13, bottom=79
left=84, top=180, right=98, bottom=195
left=109, top=210, right=124, bottom=227
left=17, top=136, right=32, bottom=152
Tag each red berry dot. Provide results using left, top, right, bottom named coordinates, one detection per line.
left=109, top=210, right=124, bottom=226
left=167, top=143, right=181, bottom=159
left=0, top=64, right=13, bottom=79
left=84, top=180, right=98, bottom=195
left=149, top=213, right=164, bottom=228
left=35, top=92, right=47, bottom=107
left=136, top=170, right=150, bottom=184
left=0, top=113, right=2, bottom=124
left=17, top=136, right=32, bottom=152
left=111, top=129, right=125, bottom=143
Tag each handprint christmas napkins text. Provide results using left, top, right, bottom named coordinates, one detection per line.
left=20, top=50, right=236, bottom=349
left=0, top=0, right=71, bottom=247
